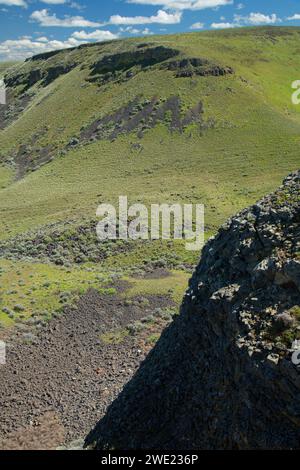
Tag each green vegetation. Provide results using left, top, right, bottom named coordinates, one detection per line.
left=278, top=328, right=300, bottom=348
left=0, top=259, right=115, bottom=328
left=0, top=62, right=18, bottom=77
left=100, top=328, right=129, bottom=345
left=146, top=333, right=161, bottom=345
left=1, top=27, right=300, bottom=239
left=0, top=27, right=299, bottom=331
left=290, top=306, right=300, bottom=319
left=124, top=271, right=190, bottom=304
left=267, top=306, right=300, bottom=348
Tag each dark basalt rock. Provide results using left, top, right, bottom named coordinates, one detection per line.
left=162, top=57, right=234, bottom=78
left=4, top=63, right=77, bottom=92
left=166, top=58, right=210, bottom=70
left=90, top=46, right=179, bottom=77
left=4, top=69, right=42, bottom=90
left=42, top=64, right=77, bottom=86
left=86, top=171, right=300, bottom=450
left=80, top=96, right=209, bottom=142
left=0, top=90, right=32, bottom=130
left=25, top=49, right=66, bottom=62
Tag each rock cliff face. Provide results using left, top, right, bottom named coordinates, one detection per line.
left=90, top=46, right=179, bottom=77
left=4, top=63, right=77, bottom=90
left=86, top=171, right=300, bottom=450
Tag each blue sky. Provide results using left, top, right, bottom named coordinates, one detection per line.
left=0, top=0, right=300, bottom=61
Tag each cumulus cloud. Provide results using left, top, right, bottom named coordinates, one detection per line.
left=142, top=27, right=153, bottom=34
left=30, top=9, right=102, bottom=27
left=287, top=14, right=300, bottom=21
left=35, top=36, right=49, bottom=42
left=119, top=26, right=141, bottom=34
left=118, top=26, right=153, bottom=35
left=40, top=0, right=84, bottom=8
left=71, top=29, right=119, bottom=40
left=0, top=0, right=27, bottom=6
left=109, top=9, right=182, bottom=25
left=0, top=37, right=80, bottom=61
left=238, top=12, right=279, bottom=25
left=126, top=0, right=233, bottom=10
left=211, top=21, right=236, bottom=29
left=0, top=30, right=118, bottom=61
left=211, top=12, right=280, bottom=29
left=40, top=0, right=67, bottom=4
left=190, top=22, right=204, bottom=29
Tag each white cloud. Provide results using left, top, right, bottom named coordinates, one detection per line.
left=211, top=12, right=281, bottom=29
left=190, top=22, right=204, bottom=29
left=0, top=0, right=26, bottom=6
left=0, top=37, right=81, bottom=61
left=0, top=29, right=118, bottom=61
left=119, top=26, right=142, bottom=34
left=109, top=9, right=182, bottom=25
left=126, top=0, right=233, bottom=11
left=118, top=26, right=154, bottom=35
left=211, top=21, right=236, bottom=28
left=36, top=36, right=49, bottom=42
left=30, top=9, right=102, bottom=27
left=287, top=14, right=300, bottom=21
left=240, top=12, right=279, bottom=25
left=71, top=29, right=119, bottom=40
left=69, top=1, right=84, bottom=9
left=40, top=0, right=84, bottom=8
left=142, top=27, right=153, bottom=35
left=40, top=0, right=67, bottom=4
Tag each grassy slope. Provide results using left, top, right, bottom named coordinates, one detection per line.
left=0, top=27, right=299, bottom=329
left=0, top=259, right=116, bottom=327
left=0, top=27, right=299, bottom=238
left=0, top=62, right=17, bottom=76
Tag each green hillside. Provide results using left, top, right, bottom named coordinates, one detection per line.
left=0, top=62, right=18, bottom=76
left=0, top=26, right=299, bottom=331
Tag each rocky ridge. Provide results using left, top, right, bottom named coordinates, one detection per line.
left=86, top=170, right=300, bottom=450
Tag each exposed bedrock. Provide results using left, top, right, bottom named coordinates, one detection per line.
left=86, top=170, right=300, bottom=450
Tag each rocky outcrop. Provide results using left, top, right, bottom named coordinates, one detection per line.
left=0, top=90, right=32, bottom=130
left=162, top=57, right=234, bottom=78
left=90, top=46, right=179, bottom=76
left=80, top=96, right=211, bottom=142
left=26, top=49, right=67, bottom=63
left=42, top=64, right=77, bottom=86
left=86, top=170, right=300, bottom=450
left=4, top=69, right=42, bottom=90
left=89, top=46, right=179, bottom=84
left=4, top=63, right=77, bottom=91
